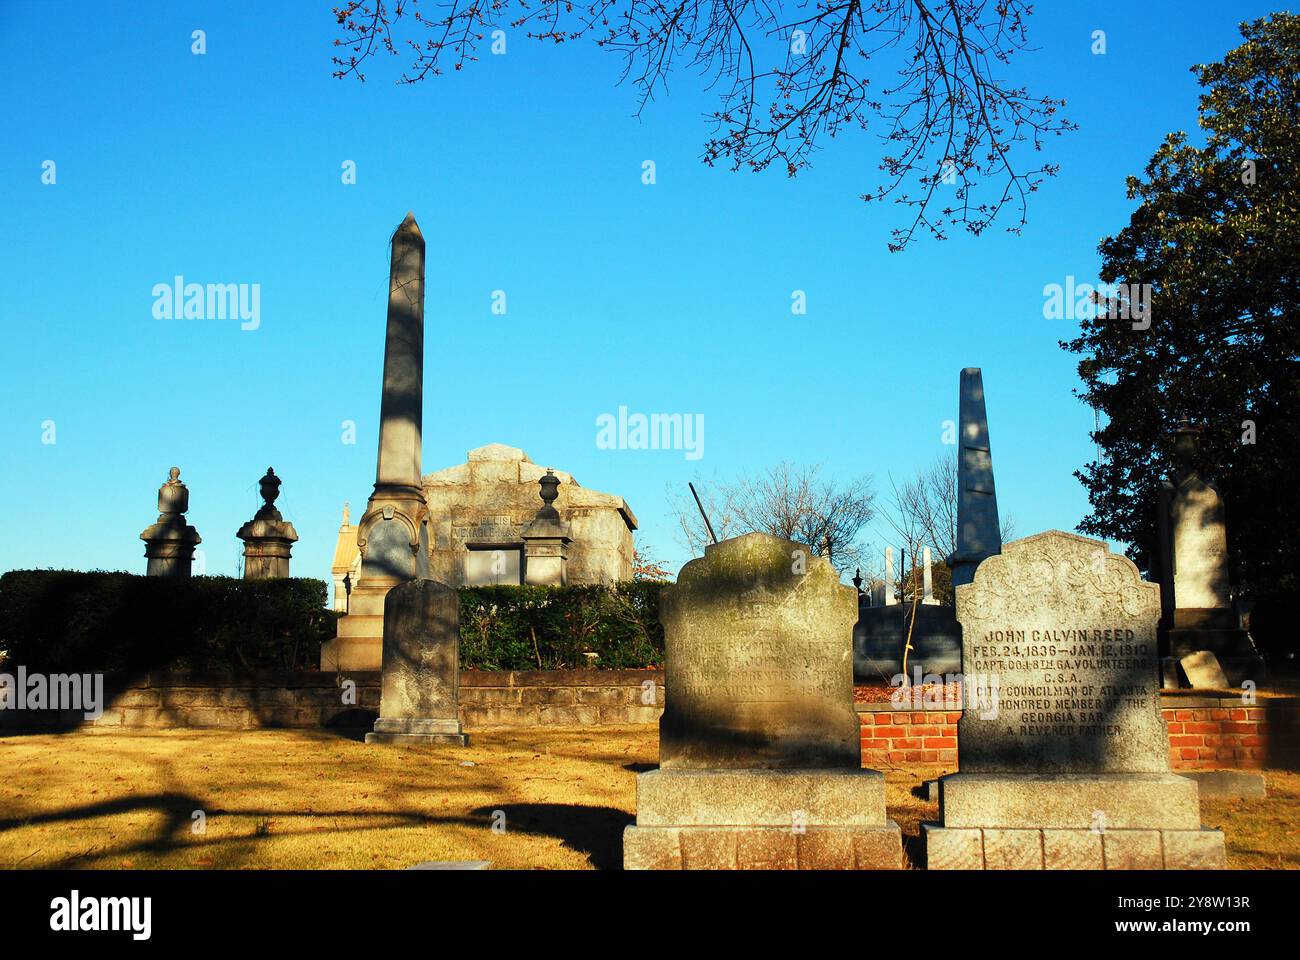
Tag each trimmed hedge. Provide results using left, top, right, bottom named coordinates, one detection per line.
left=459, top=582, right=665, bottom=670
left=0, top=571, right=336, bottom=673
left=0, top=571, right=666, bottom=673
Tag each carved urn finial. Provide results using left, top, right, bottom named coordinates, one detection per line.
left=535, top=468, right=562, bottom=521
left=258, top=467, right=282, bottom=509
left=157, top=466, right=189, bottom=516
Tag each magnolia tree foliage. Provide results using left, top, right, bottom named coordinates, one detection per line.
left=1061, top=14, right=1299, bottom=596
left=332, top=0, right=1075, bottom=249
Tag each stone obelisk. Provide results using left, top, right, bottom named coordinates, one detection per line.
left=949, top=368, right=1002, bottom=588
left=323, top=213, right=430, bottom=671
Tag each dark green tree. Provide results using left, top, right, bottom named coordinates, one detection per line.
left=1061, top=13, right=1299, bottom=598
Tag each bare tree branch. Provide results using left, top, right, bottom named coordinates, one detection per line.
left=331, top=0, right=1075, bottom=249
left=668, top=462, right=874, bottom=573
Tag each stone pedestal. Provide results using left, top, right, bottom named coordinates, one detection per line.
left=365, top=578, right=467, bottom=746
left=521, top=469, right=571, bottom=586
left=853, top=603, right=961, bottom=681
left=624, top=533, right=901, bottom=870
left=925, top=773, right=1223, bottom=869
left=522, top=536, right=569, bottom=586
left=322, top=582, right=388, bottom=671
left=624, top=769, right=902, bottom=869
left=1166, top=608, right=1263, bottom=688
left=236, top=468, right=299, bottom=579
left=140, top=467, right=201, bottom=577
left=925, top=530, right=1224, bottom=870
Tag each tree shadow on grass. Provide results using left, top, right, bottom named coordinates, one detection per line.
left=0, top=792, right=204, bottom=867
left=2, top=793, right=486, bottom=869
left=471, top=803, right=633, bottom=870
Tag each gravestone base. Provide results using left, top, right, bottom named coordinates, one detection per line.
left=925, top=773, right=1224, bottom=869
left=623, top=769, right=902, bottom=870
left=322, top=581, right=394, bottom=671
left=365, top=717, right=467, bottom=746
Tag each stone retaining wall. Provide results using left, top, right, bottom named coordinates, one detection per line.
left=460, top=669, right=662, bottom=727
left=4, top=671, right=1295, bottom=771
left=0, top=669, right=664, bottom=732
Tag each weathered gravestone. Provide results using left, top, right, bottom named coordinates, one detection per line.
left=925, top=530, right=1225, bottom=868
left=1156, top=420, right=1265, bottom=687
left=365, top=578, right=467, bottom=746
left=624, top=532, right=901, bottom=869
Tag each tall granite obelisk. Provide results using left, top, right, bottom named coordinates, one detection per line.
left=949, top=368, right=1002, bottom=588
left=322, top=213, right=430, bottom=671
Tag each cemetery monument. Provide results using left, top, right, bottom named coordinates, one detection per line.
left=236, top=467, right=299, bottom=579
left=624, top=532, right=902, bottom=869
left=321, top=213, right=431, bottom=671
left=365, top=577, right=467, bottom=746
left=925, top=530, right=1226, bottom=869
left=1155, top=419, right=1265, bottom=686
left=139, top=467, right=202, bottom=577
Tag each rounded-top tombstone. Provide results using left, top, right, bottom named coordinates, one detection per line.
left=658, top=531, right=860, bottom=769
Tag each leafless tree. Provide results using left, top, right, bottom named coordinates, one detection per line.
left=669, top=462, right=874, bottom=573
left=331, top=0, right=1075, bottom=250
left=882, top=453, right=1016, bottom=560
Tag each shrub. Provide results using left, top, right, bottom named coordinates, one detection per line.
left=459, top=582, right=665, bottom=670
left=0, top=570, right=336, bottom=673
left=0, top=571, right=665, bottom=674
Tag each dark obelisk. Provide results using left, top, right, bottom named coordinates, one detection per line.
left=323, top=213, right=431, bottom=671
left=949, top=368, right=1002, bottom=587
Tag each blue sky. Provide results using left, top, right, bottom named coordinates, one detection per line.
left=0, top=1, right=1276, bottom=597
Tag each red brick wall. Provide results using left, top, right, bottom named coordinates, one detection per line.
left=1165, top=703, right=1300, bottom=770
left=858, top=709, right=961, bottom=767
left=858, top=698, right=1300, bottom=771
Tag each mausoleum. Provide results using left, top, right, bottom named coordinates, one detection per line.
left=331, top=442, right=637, bottom=607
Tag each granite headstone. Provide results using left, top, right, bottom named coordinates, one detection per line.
left=625, top=532, right=901, bottom=869
left=365, top=578, right=467, bottom=746
left=925, top=531, right=1225, bottom=869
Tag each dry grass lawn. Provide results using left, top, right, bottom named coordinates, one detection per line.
left=1, top=727, right=1296, bottom=869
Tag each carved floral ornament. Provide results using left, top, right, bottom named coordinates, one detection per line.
left=959, top=531, right=1160, bottom=623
